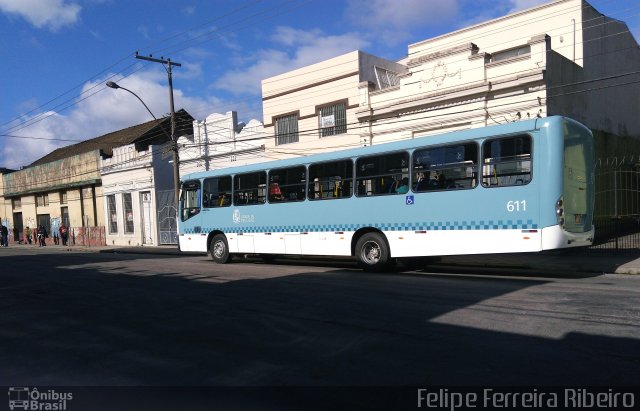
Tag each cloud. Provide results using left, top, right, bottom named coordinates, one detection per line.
left=2, top=71, right=222, bottom=169
left=211, top=27, right=370, bottom=96
left=345, top=0, right=460, bottom=45
left=507, top=0, right=548, bottom=13
left=0, top=0, right=81, bottom=31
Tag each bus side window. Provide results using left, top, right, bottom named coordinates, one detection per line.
left=355, top=152, right=409, bottom=197
left=482, top=135, right=531, bottom=187
left=412, top=143, right=478, bottom=192
left=234, top=171, right=266, bottom=206
left=268, top=166, right=306, bottom=203
left=203, top=176, right=232, bottom=208
left=308, top=159, right=353, bottom=201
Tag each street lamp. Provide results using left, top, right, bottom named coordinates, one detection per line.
left=106, top=81, right=157, bottom=120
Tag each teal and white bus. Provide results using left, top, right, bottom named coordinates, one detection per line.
left=178, top=116, right=594, bottom=271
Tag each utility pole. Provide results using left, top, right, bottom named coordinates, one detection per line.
left=135, top=52, right=182, bottom=208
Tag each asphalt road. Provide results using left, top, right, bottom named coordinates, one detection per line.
left=1, top=247, right=639, bottom=390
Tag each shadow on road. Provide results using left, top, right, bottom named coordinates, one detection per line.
left=1, top=251, right=638, bottom=387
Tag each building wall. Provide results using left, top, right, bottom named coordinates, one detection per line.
left=261, top=50, right=405, bottom=160
left=101, top=143, right=171, bottom=246
left=2, top=151, right=104, bottom=244
left=179, top=111, right=266, bottom=176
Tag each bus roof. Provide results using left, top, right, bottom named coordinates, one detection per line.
left=182, top=116, right=565, bottom=181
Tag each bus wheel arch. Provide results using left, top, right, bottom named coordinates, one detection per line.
left=352, top=228, right=392, bottom=271
left=209, top=232, right=231, bottom=264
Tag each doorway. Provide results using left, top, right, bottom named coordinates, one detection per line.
left=140, top=191, right=153, bottom=245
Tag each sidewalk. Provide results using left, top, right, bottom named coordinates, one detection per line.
left=87, top=245, right=640, bottom=276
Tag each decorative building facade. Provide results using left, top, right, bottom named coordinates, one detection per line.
left=178, top=111, right=266, bottom=175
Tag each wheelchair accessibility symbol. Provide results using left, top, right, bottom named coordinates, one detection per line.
left=405, top=195, right=414, bottom=205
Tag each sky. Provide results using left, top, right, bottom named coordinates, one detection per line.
left=0, top=0, right=638, bottom=169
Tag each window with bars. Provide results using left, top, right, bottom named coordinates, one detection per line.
left=60, top=190, right=67, bottom=204
left=107, top=195, right=118, bottom=234
left=319, top=102, right=346, bottom=137
left=275, top=113, right=299, bottom=145
left=12, top=198, right=21, bottom=209
left=122, top=193, right=134, bottom=234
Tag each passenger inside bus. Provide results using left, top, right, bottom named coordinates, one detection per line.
left=269, top=183, right=284, bottom=201
left=395, top=177, right=409, bottom=194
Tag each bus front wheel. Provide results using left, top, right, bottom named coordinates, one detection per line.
left=356, top=232, right=390, bottom=271
left=210, top=234, right=231, bottom=264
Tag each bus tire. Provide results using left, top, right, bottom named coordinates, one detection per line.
left=355, top=232, right=390, bottom=271
left=210, top=234, right=231, bottom=264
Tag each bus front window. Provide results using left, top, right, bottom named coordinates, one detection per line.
left=180, top=180, right=201, bottom=222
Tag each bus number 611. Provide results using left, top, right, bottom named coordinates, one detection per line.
left=507, top=200, right=526, bottom=212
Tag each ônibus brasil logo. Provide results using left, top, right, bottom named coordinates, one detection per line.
left=8, top=387, right=73, bottom=410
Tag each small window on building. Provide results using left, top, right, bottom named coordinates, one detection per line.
left=61, top=207, right=70, bottom=228
left=36, top=194, right=49, bottom=207
left=233, top=171, right=267, bottom=206
left=490, top=45, right=531, bottom=62
left=60, top=191, right=67, bottom=204
left=268, top=166, right=306, bottom=203
left=356, top=151, right=410, bottom=197
left=374, top=66, right=400, bottom=89
left=107, top=195, right=118, bottom=234
left=275, top=113, right=299, bottom=145
left=319, top=102, right=347, bottom=137
left=12, top=198, right=21, bottom=209
left=482, top=135, right=532, bottom=187
left=203, top=176, right=232, bottom=208
left=413, top=143, right=479, bottom=192
left=308, top=159, right=353, bottom=200
left=122, top=193, right=134, bottom=234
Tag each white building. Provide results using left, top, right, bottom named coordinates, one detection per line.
left=178, top=111, right=267, bottom=175
left=261, top=50, right=405, bottom=159
left=100, top=142, right=175, bottom=246
left=260, top=0, right=639, bottom=159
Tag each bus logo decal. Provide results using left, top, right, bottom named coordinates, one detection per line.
left=405, top=195, right=414, bottom=205
left=232, top=209, right=256, bottom=224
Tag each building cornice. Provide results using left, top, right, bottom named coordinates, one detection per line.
left=407, top=43, right=478, bottom=68
left=262, top=70, right=359, bottom=101
left=4, top=178, right=102, bottom=198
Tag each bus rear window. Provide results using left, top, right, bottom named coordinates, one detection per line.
left=482, top=135, right=532, bottom=187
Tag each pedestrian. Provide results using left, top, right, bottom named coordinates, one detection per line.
left=25, top=226, right=32, bottom=245
left=37, top=225, right=47, bottom=247
left=0, top=224, right=8, bottom=247
left=59, top=223, right=69, bottom=246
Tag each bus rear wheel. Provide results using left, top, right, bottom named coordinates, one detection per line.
left=210, top=234, right=231, bottom=264
left=356, top=232, right=391, bottom=271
